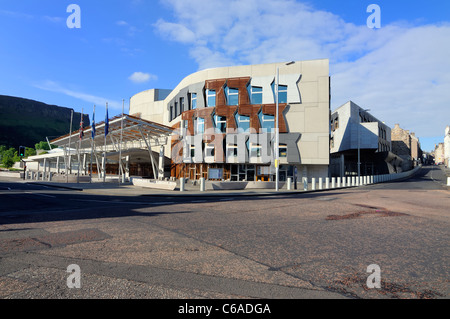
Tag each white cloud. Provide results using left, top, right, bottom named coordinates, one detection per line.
left=128, top=72, right=157, bottom=83
left=155, top=0, right=450, bottom=138
left=34, top=80, right=122, bottom=110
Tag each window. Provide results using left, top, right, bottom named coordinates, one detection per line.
left=169, top=105, right=173, bottom=121
left=191, top=93, right=197, bottom=109
left=235, top=114, right=250, bottom=132
left=279, top=144, right=288, bottom=158
left=258, top=111, right=275, bottom=132
left=249, top=86, right=262, bottom=104
left=206, top=89, right=216, bottom=107
left=214, top=114, right=227, bottom=133
left=174, top=101, right=178, bottom=117
left=190, top=145, right=195, bottom=158
left=227, top=144, right=238, bottom=157
left=205, top=143, right=215, bottom=158
left=195, top=117, right=205, bottom=134
left=250, top=143, right=262, bottom=158
left=180, top=97, right=185, bottom=112
left=225, top=87, right=239, bottom=106
left=271, top=83, right=287, bottom=103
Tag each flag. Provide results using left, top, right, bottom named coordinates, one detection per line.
left=91, top=106, right=96, bottom=139
left=105, top=103, right=109, bottom=136
left=79, top=112, right=84, bottom=140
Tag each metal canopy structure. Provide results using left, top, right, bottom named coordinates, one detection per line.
left=50, top=114, right=174, bottom=181
left=51, top=114, right=174, bottom=150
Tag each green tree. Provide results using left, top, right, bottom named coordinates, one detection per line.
left=35, top=141, right=57, bottom=151
left=0, top=147, right=18, bottom=169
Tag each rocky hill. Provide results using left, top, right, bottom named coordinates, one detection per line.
left=0, top=95, right=90, bottom=149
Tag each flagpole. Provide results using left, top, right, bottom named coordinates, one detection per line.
left=77, top=108, right=83, bottom=184
left=103, top=102, right=108, bottom=183
left=119, top=99, right=124, bottom=185
left=90, top=105, right=95, bottom=183
left=67, top=110, right=73, bottom=184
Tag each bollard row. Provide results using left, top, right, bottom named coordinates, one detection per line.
left=179, top=165, right=423, bottom=192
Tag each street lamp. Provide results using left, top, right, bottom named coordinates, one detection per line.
left=275, top=61, right=295, bottom=191
left=357, top=108, right=370, bottom=178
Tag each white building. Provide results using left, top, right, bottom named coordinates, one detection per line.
left=444, top=126, right=450, bottom=167
left=329, top=101, right=399, bottom=177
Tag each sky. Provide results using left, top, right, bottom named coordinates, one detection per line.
left=0, top=0, right=449, bottom=152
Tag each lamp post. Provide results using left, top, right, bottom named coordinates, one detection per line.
left=275, top=61, right=295, bottom=191
left=357, top=108, right=370, bottom=178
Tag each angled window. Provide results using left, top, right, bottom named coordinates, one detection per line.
left=206, top=89, right=216, bottom=107
left=180, top=97, right=185, bottom=112
left=235, top=113, right=250, bottom=132
left=250, top=143, right=262, bottom=158
left=227, top=144, right=238, bottom=157
left=249, top=86, right=263, bottom=104
left=271, top=83, right=288, bottom=103
left=213, top=114, right=227, bottom=133
left=195, top=117, right=205, bottom=134
left=225, top=87, right=239, bottom=106
left=258, top=111, right=275, bottom=133
left=191, top=93, right=197, bottom=110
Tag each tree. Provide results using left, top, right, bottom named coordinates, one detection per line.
left=0, top=147, right=18, bottom=169
left=35, top=141, right=57, bottom=151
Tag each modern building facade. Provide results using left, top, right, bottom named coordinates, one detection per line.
left=329, top=101, right=398, bottom=177
left=130, top=59, right=331, bottom=183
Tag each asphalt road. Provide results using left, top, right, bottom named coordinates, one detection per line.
left=0, top=166, right=448, bottom=304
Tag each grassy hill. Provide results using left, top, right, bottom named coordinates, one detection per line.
left=0, top=95, right=90, bottom=150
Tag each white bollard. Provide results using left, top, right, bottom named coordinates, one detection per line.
left=447, top=177, right=450, bottom=186
left=347, top=176, right=351, bottom=187
left=287, top=177, right=292, bottom=190
left=303, top=177, right=308, bottom=191
left=337, top=177, right=341, bottom=188
left=319, top=177, right=323, bottom=190
left=200, top=177, right=205, bottom=192
left=331, top=177, right=336, bottom=188
left=342, top=176, right=346, bottom=187
left=180, top=177, right=185, bottom=192
left=311, top=178, right=316, bottom=190
left=325, top=177, right=330, bottom=189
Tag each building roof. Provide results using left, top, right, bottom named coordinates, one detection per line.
left=50, top=114, right=174, bottom=150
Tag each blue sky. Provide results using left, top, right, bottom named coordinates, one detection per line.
left=1, top=0, right=449, bottom=152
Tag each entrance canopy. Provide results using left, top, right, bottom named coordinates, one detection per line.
left=51, top=114, right=174, bottom=150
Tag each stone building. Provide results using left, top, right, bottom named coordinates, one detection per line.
left=434, top=142, right=445, bottom=165
left=391, top=124, right=422, bottom=171
left=444, top=126, right=450, bottom=167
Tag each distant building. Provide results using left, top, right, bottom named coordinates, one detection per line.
left=434, top=142, right=445, bottom=165
left=329, top=101, right=399, bottom=177
left=444, top=126, right=450, bottom=167
left=391, top=124, right=422, bottom=171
